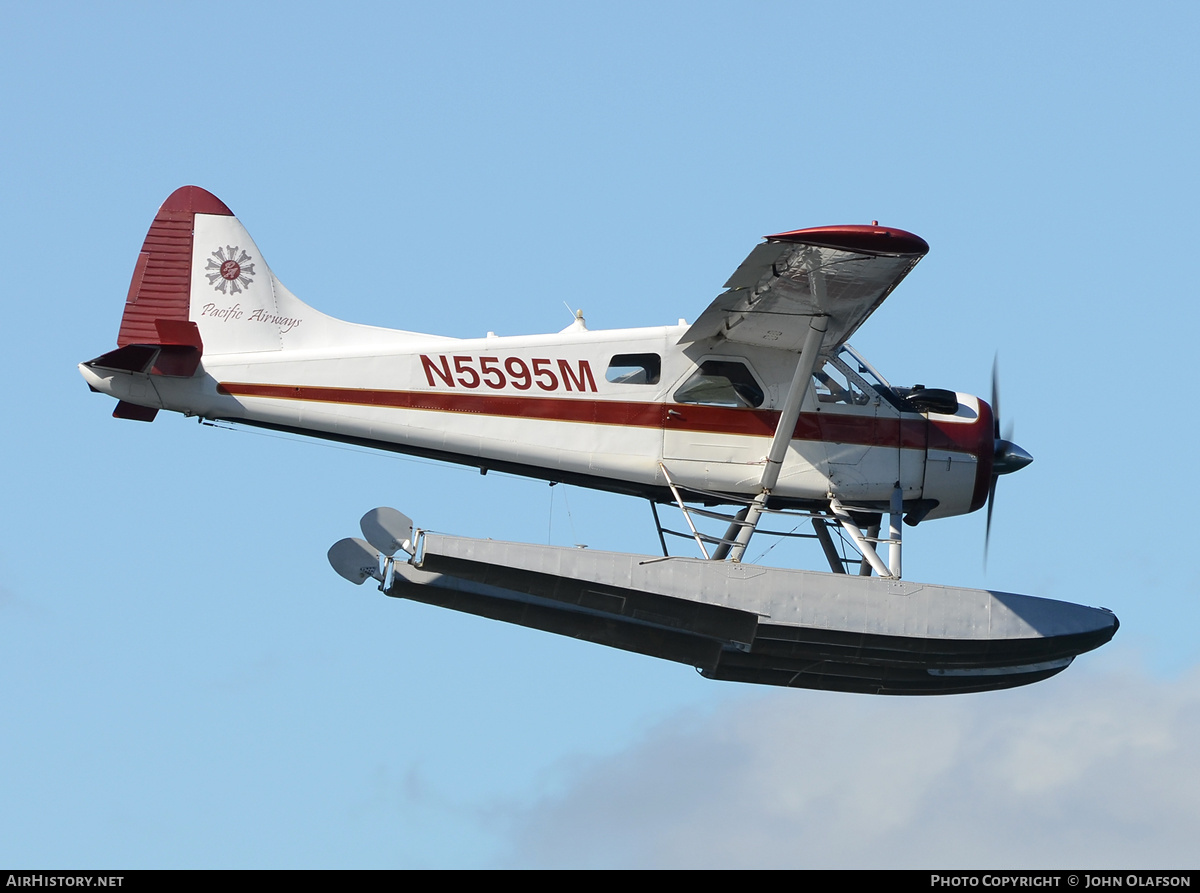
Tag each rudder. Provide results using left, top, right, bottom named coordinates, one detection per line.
left=117, top=185, right=234, bottom=350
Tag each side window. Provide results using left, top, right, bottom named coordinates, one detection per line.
left=606, top=353, right=661, bottom=385
left=673, top=360, right=764, bottom=408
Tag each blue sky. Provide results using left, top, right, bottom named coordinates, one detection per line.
left=2, top=2, right=1198, bottom=868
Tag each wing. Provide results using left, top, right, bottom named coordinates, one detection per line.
left=681, top=225, right=929, bottom=352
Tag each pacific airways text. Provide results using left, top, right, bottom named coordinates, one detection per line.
left=199, top=302, right=303, bottom=334
left=420, top=355, right=597, bottom=392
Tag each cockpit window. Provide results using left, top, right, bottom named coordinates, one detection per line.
left=606, top=353, right=661, bottom=385
left=813, top=357, right=873, bottom=406
left=673, top=360, right=764, bottom=408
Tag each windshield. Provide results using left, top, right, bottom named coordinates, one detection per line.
left=840, top=344, right=891, bottom=389
left=822, top=344, right=906, bottom=411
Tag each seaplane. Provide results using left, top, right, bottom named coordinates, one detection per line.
left=79, top=186, right=1117, bottom=695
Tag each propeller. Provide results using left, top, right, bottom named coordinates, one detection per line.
left=985, top=357, right=1034, bottom=563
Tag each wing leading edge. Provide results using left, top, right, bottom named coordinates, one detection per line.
left=682, top=225, right=929, bottom=352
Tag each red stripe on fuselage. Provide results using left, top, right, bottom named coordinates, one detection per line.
left=218, top=382, right=972, bottom=454
left=220, top=382, right=667, bottom=428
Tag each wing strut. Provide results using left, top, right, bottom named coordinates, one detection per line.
left=727, top=315, right=828, bottom=562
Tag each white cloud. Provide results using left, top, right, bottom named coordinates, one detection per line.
left=492, top=654, right=1200, bottom=868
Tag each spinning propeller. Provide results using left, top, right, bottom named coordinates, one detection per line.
left=986, top=357, right=1034, bottom=562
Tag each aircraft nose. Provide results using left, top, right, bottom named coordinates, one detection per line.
left=993, top=439, right=1033, bottom=475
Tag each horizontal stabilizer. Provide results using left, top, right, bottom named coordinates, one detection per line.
left=88, top=318, right=203, bottom=379
left=113, top=401, right=158, bottom=422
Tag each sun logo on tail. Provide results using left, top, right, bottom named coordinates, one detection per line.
left=205, top=246, right=256, bottom=294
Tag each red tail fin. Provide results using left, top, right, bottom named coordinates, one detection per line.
left=116, top=186, right=233, bottom=347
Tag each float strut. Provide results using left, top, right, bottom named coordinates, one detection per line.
left=812, top=518, right=847, bottom=574
left=829, top=497, right=893, bottom=579
left=888, top=483, right=902, bottom=579
left=860, top=521, right=880, bottom=576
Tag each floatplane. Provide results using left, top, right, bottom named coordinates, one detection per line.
left=79, top=186, right=1116, bottom=694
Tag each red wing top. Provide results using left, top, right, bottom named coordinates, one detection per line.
left=682, top=224, right=929, bottom=352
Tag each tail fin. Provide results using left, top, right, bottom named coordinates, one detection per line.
left=116, top=185, right=365, bottom=360
left=87, top=186, right=414, bottom=422
left=116, top=186, right=233, bottom=351
left=85, top=187, right=225, bottom=410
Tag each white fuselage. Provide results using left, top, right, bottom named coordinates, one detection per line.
left=81, top=190, right=994, bottom=522
left=81, top=319, right=990, bottom=519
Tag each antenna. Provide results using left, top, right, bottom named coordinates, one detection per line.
left=559, top=303, right=587, bottom=332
